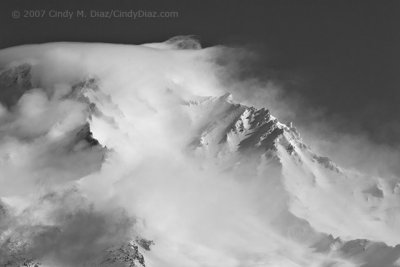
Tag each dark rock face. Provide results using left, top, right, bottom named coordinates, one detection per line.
left=76, top=123, right=101, bottom=147
left=0, top=234, right=41, bottom=267
left=230, top=107, right=283, bottom=152
left=165, top=35, right=201, bottom=50
left=102, top=240, right=153, bottom=267
left=286, top=144, right=295, bottom=154
left=0, top=63, right=33, bottom=108
left=136, top=238, right=154, bottom=251
left=0, top=239, right=153, bottom=267
left=186, top=94, right=286, bottom=156
left=238, top=121, right=283, bottom=152
left=312, top=155, right=341, bottom=173
left=71, top=77, right=99, bottom=97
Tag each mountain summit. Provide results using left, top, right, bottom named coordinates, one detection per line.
left=0, top=42, right=399, bottom=267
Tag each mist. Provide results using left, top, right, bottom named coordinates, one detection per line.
left=0, top=37, right=399, bottom=267
left=210, top=45, right=400, bottom=178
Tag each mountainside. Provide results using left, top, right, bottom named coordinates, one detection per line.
left=0, top=41, right=399, bottom=267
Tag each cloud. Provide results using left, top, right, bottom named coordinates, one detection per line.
left=0, top=77, right=105, bottom=196
left=0, top=38, right=398, bottom=267
left=208, top=44, right=400, bottom=178
left=0, top=187, right=136, bottom=266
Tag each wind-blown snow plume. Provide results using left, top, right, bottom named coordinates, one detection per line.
left=0, top=36, right=399, bottom=267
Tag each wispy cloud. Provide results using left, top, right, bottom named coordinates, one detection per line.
left=0, top=38, right=398, bottom=266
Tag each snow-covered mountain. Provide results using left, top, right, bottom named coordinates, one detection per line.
left=0, top=39, right=399, bottom=267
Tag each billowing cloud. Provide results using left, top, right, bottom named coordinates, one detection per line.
left=0, top=37, right=399, bottom=267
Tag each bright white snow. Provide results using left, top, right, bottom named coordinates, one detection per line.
left=0, top=37, right=399, bottom=267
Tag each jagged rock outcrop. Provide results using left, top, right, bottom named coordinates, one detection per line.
left=0, top=60, right=399, bottom=266
left=101, top=239, right=154, bottom=267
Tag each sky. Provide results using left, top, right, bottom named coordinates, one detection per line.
left=1, top=0, right=399, bottom=147
left=0, top=2, right=400, bottom=265
left=0, top=41, right=399, bottom=266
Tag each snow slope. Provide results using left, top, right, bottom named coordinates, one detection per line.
left=0, top=38, right=399, bottom=267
